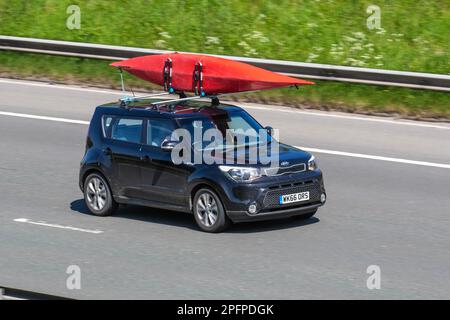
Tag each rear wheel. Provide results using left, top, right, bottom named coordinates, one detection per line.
left=84, top=173, right=117, bottom=216
left=193, top=188, right=230, bottom=233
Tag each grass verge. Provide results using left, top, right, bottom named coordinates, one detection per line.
left=0, top=0, right=449, bottom=73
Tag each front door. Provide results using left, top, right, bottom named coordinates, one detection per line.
left=139, top=118, right=192, bottom=206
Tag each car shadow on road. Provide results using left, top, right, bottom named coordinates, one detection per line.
left=70, top=199, right=198, bottom=231
left=226, top=216, right=319, bottom=233
left=70, top=199, right=319, bottom=233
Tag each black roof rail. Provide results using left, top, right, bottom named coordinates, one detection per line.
left=119, top=94, right=223, bottom=113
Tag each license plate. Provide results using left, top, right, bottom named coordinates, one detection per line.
left=279, top=191, right=310, bottom=205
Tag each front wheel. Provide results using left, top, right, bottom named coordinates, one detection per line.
left=193, top=188, right=230, bottom=233
left=84, top=173, right=118, bottom=217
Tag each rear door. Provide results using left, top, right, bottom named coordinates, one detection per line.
left=105, top=117, right=144, bottom=198
left=139, top=117, right=192, bottom=206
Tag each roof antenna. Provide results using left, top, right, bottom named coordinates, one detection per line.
left=118, top=68, right=133, bottom=108
left=119, top=68, right=126, bottom=94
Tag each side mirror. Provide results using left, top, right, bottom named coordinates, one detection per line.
left=265, top=126, right=274, bottom=136
left=161, top=140, right=178, bottom=152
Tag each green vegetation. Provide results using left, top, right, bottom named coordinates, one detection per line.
left=0, top=0, right=448, bottom=118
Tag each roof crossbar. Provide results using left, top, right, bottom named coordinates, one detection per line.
left=126, top=92, right=173, bottom=100
left=151, top=95, right=204, bottom=106
left=119, top=92, right=176, bottom=108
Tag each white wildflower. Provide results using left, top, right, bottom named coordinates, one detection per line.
left=306, top=53, right=319, bottom=62
left=154, top=39, right=167, bottom=48
left=352, top=32, right=366, bottom=39
left=375, top=27, right=386, bottom=35
left=206, top=36, right=220, bottom=45
left=158, top=31, right=172, bottom=39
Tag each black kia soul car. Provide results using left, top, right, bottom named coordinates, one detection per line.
left=79, top=99, right=326, bottom=232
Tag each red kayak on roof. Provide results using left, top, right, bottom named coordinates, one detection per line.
left=110, top=53, right=313, bottom=95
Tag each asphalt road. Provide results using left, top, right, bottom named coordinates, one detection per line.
left=0, top=78, right=449, bottom=299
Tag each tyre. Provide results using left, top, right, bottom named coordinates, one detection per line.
left=292, top=209, right=317, bottom=220
left=83, top=173, right=118, bottom=217
left=193, top=188, right=230, bottom=233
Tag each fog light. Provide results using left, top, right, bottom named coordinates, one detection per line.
left=248, top=204, right=258, bottom=214
left=320, top=193, right=326, bottom=203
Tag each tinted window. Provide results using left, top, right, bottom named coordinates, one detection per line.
left=147, top=118, right=176, bottom=147
left=111, top=118, right=143, bottom=143
left=177, top=110, right=271, bottom=150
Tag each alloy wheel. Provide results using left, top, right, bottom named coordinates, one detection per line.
left=196, top=192, right=219, bottom=227
left=86, top=176, right=108, bottom=211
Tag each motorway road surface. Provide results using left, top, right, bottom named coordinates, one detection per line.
left=0, top=78, right=449, bottom=299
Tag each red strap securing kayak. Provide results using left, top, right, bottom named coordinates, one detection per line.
left=163, top=58, right=173, bottom=92
left=193, top=61, right=204, bottom=96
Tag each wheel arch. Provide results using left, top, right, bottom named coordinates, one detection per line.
left=189, top=180, right=227, bottom=212
left=81, top=167, right=110, bottom=191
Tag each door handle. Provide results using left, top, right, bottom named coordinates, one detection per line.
left=102, top=147, right=112, bottom=156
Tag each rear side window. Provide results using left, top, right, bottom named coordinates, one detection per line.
left=147, top=118, right=176, bottom=147
left=111, top=118, right=143, bottom=144
left=102, top=115, right=114, bottom=137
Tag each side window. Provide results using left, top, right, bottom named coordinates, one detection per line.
left=147, top=118, right=176, bottom=147
left=111, top=118, right=143, bottom=144
left=102, top=115, right=114, bottom=138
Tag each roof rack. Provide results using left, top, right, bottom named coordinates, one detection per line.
left=151, top=95, right=204, bottom=106
left=116, top=65, right=223, bottom=110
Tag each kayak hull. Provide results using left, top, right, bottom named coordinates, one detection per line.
left=111, top=53, right=313, bottom=95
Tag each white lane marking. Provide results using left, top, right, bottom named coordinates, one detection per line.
left=0, top=111, right=89, bottom=125
left=0, top=110, right=448, bottom=170
left=0, top=77, right=449, bottom=130
left=245, top=105, right=450, bottom=130
left=297, top=146, right=450, bottom=169
left=0, top=78, right=123, bottom=96
left=14, top=218, right=103, bottom=234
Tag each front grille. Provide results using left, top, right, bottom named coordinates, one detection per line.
left=263, top=182, right=322, bottom=209
left=263, top=163, right=306, bottom=176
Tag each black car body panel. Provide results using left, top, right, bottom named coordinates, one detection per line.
left=79, top=100, right=326, bottom=223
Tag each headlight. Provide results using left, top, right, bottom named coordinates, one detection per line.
left=308, top=155, right=318, bottom=171
left=219, top=166, right=262, bottom=182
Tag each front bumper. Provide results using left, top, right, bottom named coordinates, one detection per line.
left=227, top=202, right=323, bottom=222
left=221, top=170, right=326, bottom=223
